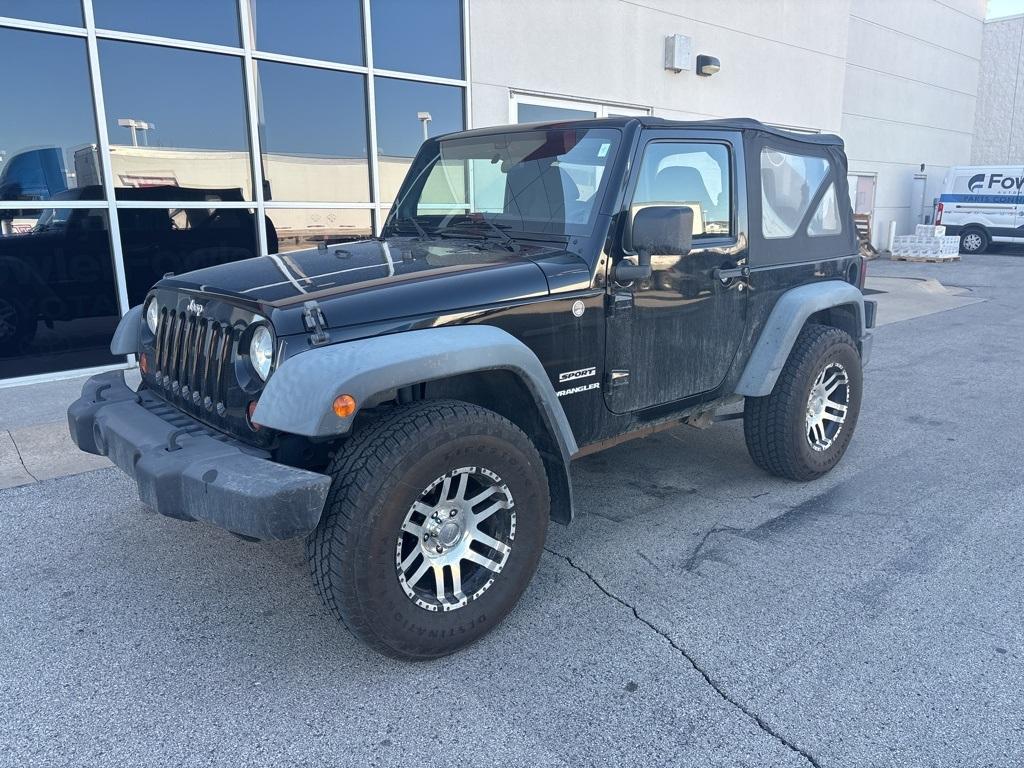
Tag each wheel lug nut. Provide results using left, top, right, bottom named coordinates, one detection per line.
left=435, top=545, right=444, bottom=553
left=449, top=510, right=457, bottom=517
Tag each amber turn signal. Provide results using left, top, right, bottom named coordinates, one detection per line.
left=332, top=394, right=357, bottom=418
left=139, top=352, right=149, bottom=375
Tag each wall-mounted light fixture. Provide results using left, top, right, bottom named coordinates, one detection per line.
left=696, top=55, right=721, bottom=77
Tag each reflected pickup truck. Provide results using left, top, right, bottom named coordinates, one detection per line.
left=69, top=117, right=875, bottom=659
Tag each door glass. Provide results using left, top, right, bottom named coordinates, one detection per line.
left=760, top=149, right=829, bottom=238
left=632, top=142, right=731, bottom=237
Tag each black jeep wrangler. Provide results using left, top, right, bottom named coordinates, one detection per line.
left=69, top=117, right=875, bottom=659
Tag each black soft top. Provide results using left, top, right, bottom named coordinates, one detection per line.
left=448, top=116, right=844, bottom=147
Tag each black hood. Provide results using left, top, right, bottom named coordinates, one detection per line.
left=156, top=236, right=575, bottom=334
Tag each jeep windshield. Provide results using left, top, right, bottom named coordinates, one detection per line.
left=386, top=127, right=622, bottom=240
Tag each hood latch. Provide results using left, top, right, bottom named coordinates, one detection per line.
left=302, top=300, right=330, bottom=346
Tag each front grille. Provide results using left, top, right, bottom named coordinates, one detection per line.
left=152, top=306, right=238, bottom=418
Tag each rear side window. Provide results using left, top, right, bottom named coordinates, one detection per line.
left=760, top=149, right=829, bottom=239
left=807, top=182, right=842, bottom=237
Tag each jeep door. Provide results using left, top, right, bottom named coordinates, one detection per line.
left=604, top=130, right=748, bottom=414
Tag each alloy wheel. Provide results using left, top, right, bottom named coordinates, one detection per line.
left=395, top=466, right=515, bottom=612
left=805, top=362, right=849, bottom=452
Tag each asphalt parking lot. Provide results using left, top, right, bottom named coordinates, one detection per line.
left=2, top=251, right=1023, bottom=767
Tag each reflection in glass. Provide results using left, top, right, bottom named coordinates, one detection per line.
left=0, top=1, right=83, bottom=26
left=374, top=78, right=464, bottom=202
left=257, top=62, right=369, bottom=202
left=118, top=207, right=260, bottom=305
left=0, top=207, right=123, bottom=378
left=0, top=28, right=101, bottom=201
left=266, top=209, right=372, bottom=253
left=517, top=103, right=596, bottom=123
left=99, top=41, right=252, bottom=200
left=93, top=0, right=240, bottom=46
left=250, top=0, right=363, bottom=65
left=389, top=128, right=620, bottom=237
left=633, top=142, right=731, bottom=237
left=371, top=0, right=462, bottom=79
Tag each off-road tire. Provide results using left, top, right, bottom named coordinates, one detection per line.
left=743, top=324, right=862, bottom=481
left=306, top=399, right=549, bottom=659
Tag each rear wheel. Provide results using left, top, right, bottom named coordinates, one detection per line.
left=744, top=324, right=862, bottom=481
left=307, top=399, right=549, bottom=659
left=959, top=228, right=989, bottom=254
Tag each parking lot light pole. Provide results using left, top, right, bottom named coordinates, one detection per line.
left=418, top=111, right=432, bottom=142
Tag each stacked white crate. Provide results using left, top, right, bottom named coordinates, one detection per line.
left=891, top=225, right=960, bottom=262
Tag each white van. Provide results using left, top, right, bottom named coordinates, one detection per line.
left=936, top=165, right=1024, bottom=254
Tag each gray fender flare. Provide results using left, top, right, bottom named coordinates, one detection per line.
left=254, top=324, right=578, bottom=456
left=735, top=280, right=866, bottom=397
left=110, top=305, right=142, bottom=355
left=254, top=326, right=578, bottom=523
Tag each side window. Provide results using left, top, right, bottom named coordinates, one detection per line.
left=632, top=142, right=732, bottom=237
left=760, top=149, right=829, bottom=239
left=807, top=182, right=842, bottom=236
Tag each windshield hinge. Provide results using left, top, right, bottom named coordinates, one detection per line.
left=607, top=292, right=634, bottom=316
left=302, top=300, right=330, bottom=346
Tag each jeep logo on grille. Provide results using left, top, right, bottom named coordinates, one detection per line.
left=187, top=299, right=204, bottom=315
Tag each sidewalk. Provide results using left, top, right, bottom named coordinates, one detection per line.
left=0, top=370, right=139, bottom=489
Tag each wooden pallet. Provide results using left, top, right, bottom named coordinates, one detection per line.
left=892, top=254, right=961, bottom=263
left=854, top=213, right=878, bottom=259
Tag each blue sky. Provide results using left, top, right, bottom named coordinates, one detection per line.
left=988, top=0, right=1024, bottom=18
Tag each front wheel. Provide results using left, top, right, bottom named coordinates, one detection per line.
left=307, top=400, right=549, bottom=659
left=744, top=324, right=863, bottom=481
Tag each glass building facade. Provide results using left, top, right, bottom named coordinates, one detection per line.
left=0, top=0, right=467, bottom=382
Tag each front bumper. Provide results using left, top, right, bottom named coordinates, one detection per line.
left=67, top=372, right=331, bottom=540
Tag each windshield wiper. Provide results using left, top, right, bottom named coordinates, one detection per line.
left=392, top=213, right=429, bottom=240
left=436, top=218, right=519, bottom=252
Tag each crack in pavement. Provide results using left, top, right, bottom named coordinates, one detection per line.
left=6, top=430, right=38, bottom=483
left=544, top=546, right=822, bottom=768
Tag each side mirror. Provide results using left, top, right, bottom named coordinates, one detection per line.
left=616, top=205, right=694, bottom=282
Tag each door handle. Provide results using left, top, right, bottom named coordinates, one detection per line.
left=713, top=264, right=750, bottom=283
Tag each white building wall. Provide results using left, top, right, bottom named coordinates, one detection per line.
left=467, top=0, right=987, bottom=249
left=468, top=0, right=850, bottom=131
left=971, top=14, right=1024, bottom=164
left=841, top=0, right=985, bottom=245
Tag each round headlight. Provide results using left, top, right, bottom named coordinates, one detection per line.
left=250, top=325, right=274, bottom=381
left=145, top=298, right=159, bottom=335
